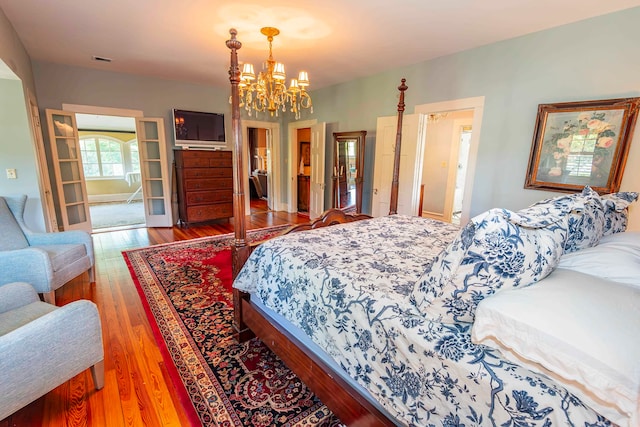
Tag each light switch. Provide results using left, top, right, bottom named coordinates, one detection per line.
left=6, top=168, right=17, bottom=179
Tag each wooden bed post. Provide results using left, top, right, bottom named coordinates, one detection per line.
left=227, top=29, right=253, bottom=341
left=389, top=78, right=408, bottom=215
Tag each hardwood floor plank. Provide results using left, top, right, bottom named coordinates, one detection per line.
left=1, top=211, right=309, bottom=426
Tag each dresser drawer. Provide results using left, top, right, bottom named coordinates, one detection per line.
left=186, top=203, right=233, bottom=222
left=178, top=150, right=232, bottom=168
left=186, top=190, right=233, bottom=205
left=184, top=177, right=233, bottom=191
left=183, top=167, right=232, bottom=179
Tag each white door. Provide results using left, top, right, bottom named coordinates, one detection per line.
left=372, top=114, right=425, bottom=217
left=135, top=118, right=173, bottom=227
left=309, top=122, right=326, bottom=219
left=45, top=109, right=92, bottom=232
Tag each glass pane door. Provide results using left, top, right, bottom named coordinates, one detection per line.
left=135, top=118, right=172, bottom=227
left=45, top=109, right=91, bottom=231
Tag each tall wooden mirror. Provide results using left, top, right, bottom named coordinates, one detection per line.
left=332, top=131, right=366, bottom=213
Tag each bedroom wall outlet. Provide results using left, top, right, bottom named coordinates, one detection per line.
left=6, top=168, right=17, bottom=179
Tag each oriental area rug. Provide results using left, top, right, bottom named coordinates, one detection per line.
left=122, top=226, right=342, bottom=427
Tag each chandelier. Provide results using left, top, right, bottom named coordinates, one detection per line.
left=237, top=27, right=312, bottom=120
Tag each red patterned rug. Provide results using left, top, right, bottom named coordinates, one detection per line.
left=122, top=226, right=342, bottom=427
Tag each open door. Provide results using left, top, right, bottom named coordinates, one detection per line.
left=135, top=118, right=172, bottom=227
left=309, top=122, right=326, bottom=219
left=45, top=109, right=92, bottom=232
left=371, top=114, right=425, bottom=217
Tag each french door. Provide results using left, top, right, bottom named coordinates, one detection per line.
left=45, top=111, right=173, bottom=231
left=45, top=109, right=91, bottom=231
left=134, top=118, right=172, bottom=227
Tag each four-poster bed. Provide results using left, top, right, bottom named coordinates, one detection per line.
left=226, top=28, right=404, bottom=425
left=225, top=29, right=635, bottom=427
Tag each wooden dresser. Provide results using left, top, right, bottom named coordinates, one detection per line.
left=174, top=149, right=233, bottom=226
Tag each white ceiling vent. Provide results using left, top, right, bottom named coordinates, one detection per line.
left=92, top=56, right=112, bottom=63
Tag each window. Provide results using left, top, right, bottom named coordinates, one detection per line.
left=565, top=134, right=597, bottom=177
left=129, top=141, right=140, bottom=173
left=79, top=136, right=124, bottom=178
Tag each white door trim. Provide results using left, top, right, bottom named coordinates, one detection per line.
left=62, top=104, right=144, bottom=118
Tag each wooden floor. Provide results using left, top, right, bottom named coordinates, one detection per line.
left=1, top=209, right=309, bottom=427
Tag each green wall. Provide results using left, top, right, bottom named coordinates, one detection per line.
left=309, top=7, right=640, bottom=221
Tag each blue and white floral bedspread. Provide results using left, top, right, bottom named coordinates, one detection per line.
left=233, top=215, right=610, bottom=427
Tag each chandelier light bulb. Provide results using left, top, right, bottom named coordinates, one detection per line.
left=297, top=71, right=309, bottom=87
left=241, top=63, right=256, bottom=80
left=273, top=62, right=286, bottom=80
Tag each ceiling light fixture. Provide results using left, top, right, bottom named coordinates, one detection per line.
left=236, top=27, right=312, bottom=120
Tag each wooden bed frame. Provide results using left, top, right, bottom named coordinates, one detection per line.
left=226, top=29, right=407, bottom=426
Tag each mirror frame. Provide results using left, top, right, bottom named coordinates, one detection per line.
left=332, top=130, right=367, bottom=213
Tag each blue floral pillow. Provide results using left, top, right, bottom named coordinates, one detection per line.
left=563, top=186, right=606, bottom=253
left=410, top=208, right=569, bottom=324
left=601, top=191, right=638, bottom=236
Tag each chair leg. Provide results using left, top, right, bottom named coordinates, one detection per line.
left=42, top=290, right=56, bottom=305
left=88, top=266, right=95, bottom=283
left=91, top=360, right=105, bottom=390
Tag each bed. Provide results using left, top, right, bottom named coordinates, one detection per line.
left=224, top=29, right=639, bottom=426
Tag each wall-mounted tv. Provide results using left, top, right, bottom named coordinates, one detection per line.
left=172, top=109, right=226, bottom=149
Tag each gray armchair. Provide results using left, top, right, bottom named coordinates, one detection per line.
left=0, top=282, right=104, bottom=420
left=0, top=195, right=94, bottom=304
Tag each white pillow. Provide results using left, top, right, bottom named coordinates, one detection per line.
left=558, top=231, right=640, bottom=286
left=471, top=268, right=640, bottom=427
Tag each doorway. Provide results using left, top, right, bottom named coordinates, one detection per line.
left=241, top=120, right=280, bottom=215
left=415, top=97, right=485, bottom=226
left=287, top=119, right=326, bottom=219
left=75, top=113, right=146, bottom=231
left=420, top=110, right=474, bottom=224
left=46, top=105, right=173, bottom=232
left=247, top=126, right=270, bottom=214
left=296, top=127, right=311, bottom=215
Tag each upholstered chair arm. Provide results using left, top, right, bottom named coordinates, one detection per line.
left=0, top=248, right=53, bottom=292
left=0, top=282, right=40, bottom=314
left=0, top=300, right=104, bottom=418
left=25, top=230, right=95, bottom=267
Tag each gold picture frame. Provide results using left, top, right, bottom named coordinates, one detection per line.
left=524, top=97, right=640, bottom=193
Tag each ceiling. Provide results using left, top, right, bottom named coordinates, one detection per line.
left=2, top=1, right=640, bottom=91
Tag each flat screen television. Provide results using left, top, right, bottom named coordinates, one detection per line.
left=172, top=109, right=226, bottom=149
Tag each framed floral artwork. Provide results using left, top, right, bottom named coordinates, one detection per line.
left=525, top=97, right=640, bottom=193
